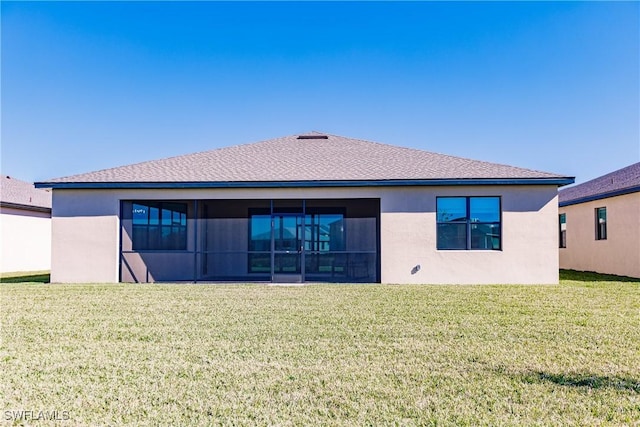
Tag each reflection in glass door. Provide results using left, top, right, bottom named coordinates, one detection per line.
left=272, top=214, right=304, bottom=282
left=304, top=214, right=345, bottom=279
left=248, top=215, right=271, bottom=275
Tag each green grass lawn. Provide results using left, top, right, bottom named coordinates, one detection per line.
left=1, top=273, right=639, bottom=426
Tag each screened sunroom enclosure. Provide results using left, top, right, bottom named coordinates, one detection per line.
left=120, top=199, right=380, bottom=283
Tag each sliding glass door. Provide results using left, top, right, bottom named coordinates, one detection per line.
left=248, top=212, right=349, bottom=282
left=272, top=214, right=304, bottom=282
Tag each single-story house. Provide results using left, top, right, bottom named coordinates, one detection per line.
left=558, top=162, right=640, bottom=278
left=1, top=175, right=52, bottom=274
left=36, top=132, right=573, bottom=284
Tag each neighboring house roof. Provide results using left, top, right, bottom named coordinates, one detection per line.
left=36, top=132, right=573, bottom=189
left=559, top=162, right=640, bottom=207
left=1, top=175, right=52, bottom=212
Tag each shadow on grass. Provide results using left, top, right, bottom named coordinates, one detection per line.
left=0, top=274, right=50, bottom=284
left=560, top=269, right=640, bottom=283
left=519, top=371, right=640, bottom=392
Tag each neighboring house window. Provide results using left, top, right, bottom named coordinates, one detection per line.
left=559, top=213, right=567, bottom=248
left=437, top=197, right=501, bottom=250
left=595, top=207, right=607, bottom=240
left=132, top=201, right=188, bottom=250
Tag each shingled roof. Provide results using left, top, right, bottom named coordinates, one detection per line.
left=559, top=162, right=640, bottom=206
left=1, top=175, right=52, bottom=212
left=38, top=132, right=573, bottom=189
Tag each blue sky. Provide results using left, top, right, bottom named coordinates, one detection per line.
left=2, top=1, right=638, bottom=184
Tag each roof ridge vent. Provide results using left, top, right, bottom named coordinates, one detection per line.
left=297, top=134, right=328, bottom=140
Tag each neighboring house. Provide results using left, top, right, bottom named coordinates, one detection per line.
left=558, top=162, right=640, bottom=278
left=1, top=175, right=52, bottom=273
left=36, top=132, right=573, bottom=284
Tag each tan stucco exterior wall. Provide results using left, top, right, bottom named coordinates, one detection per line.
left=51, top=185, right=560, bottom=284
left=50, top=191, right=120, bottom=283
left=379, top=185, right=559, bottom=284
left=559, top=192, right=640, bottom=278
left=0, top=207, right=51, bottom=273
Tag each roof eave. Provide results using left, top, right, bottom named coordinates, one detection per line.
left=559, top=185, right=640, bottom=207
left=36, top=177, right=575, bottom=190
left=0, top=201, right=52, bottom=213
